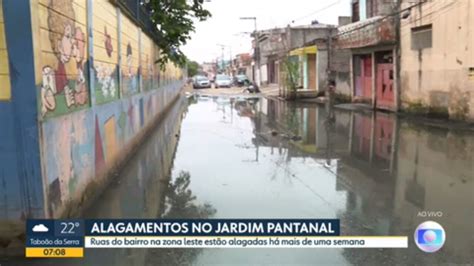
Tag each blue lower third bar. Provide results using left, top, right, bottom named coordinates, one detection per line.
left=85, top=219, right=340, bottom=236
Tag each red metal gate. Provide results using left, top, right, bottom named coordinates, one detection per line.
left=376, top=63, right=394, bottom=109
left=354, top=55, right=372, bottom=99
left=362, top=57, right=372, bottom=98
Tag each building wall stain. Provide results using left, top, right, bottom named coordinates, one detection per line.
left=449, top=85, right=470, bottom=120
left=400, top=0, right=474, bottom=121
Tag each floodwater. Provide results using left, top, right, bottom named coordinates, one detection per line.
left=12, top=94, right=474, bottom=265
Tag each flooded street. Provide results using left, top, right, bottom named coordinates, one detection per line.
left=11, top=94, right=473, bottom=266
left=164, top=95, right=473, bottom=265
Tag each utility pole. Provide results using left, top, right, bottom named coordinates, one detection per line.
left=240, top=17, right=260, bottom=86
left=218, top=44, right=233, bottom=75
left=221, top=46, right=225, bottom=73
left=229, top=46, right=233, bottom=76
left=302, top=26, right=307, bottom=92
left=327, top=29, right=332, bottom=84
left=217, top=44, right=225, bottom=74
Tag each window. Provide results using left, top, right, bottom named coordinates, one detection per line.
left=352, top=1, right=360, bottom=22
left=367, top=0, right=378, bottom=18
left=411, top=24, right=432, bottom=50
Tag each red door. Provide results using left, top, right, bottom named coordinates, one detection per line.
left=354, top=55, right=372, bottom=99
left=362, top=57, right=372, bottom=98
left=376, top=64, right=394, bottom=109
left=354, top=56, right=363, bottom=96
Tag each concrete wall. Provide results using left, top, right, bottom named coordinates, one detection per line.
left=332, top=49, right=351, bottom=97
left=400, top=0, right=474, bottom=121
left=317, top=50, right=328, bottom=91
left=0, top=0, right=185, bottom=241
left=75, top=96, right=187, bottom=265
left=290, top=27, right=332, bottom=50
left=0, top=0, right=45, bottom=248
left=260, top=64, right=268, bottom=84
left=31, top=0, right=185, bottom=218
left=259, top=28, right=287, bottom=65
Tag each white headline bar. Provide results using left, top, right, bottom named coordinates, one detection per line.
left=85, top=236, right=408, bottom=248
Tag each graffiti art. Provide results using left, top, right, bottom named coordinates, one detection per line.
left=39, top=0, right=90, bottom=118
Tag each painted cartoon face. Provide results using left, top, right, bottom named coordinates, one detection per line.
left=58, top=24, right=74, bottom=63
left=73, top=27, right=85, bottom=64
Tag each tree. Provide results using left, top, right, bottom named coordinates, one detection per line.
left=187, top=60, right=200, bottom=77
left=282, top=56, right=300, bottom=100
left=148, top=0, right=211, bottom=67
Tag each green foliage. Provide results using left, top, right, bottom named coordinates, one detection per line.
left=282, top=56, right=300, bottom=99
left=148, top=0, right=211, bottom=68
left=187, top=60, right=200, bottom=77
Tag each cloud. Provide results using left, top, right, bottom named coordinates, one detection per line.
left=32, top=224, right=49, bottom=233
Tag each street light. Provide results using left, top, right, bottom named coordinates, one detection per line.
left=240, top=16, right=261, bottom=86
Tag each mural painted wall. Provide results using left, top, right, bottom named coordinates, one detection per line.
left=36, top=0, right=90, bottom=119
left=153, top=44, right=161, bottom=87
left=0, top=0, right=11, bottom=101
left=92, top=0, right=119, bottom=104
left=120, top=14, right=140, bottom=96
left=140, top=33, right=154, bottom=91
left=26, top=0, right=186, bottom=217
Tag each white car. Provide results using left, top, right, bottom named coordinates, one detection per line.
left=215, top=74, right=233, bottom=88
left=193, top=76, right=211, bottom=89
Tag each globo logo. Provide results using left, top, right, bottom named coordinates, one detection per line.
left=414, top=221, right=446, bottom=253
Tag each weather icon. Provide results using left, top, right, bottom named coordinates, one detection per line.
left=32, top=224, right=49, bottom=233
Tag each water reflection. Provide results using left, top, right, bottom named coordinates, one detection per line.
left=8, top=95, right=473, bottom=265
left=144, top=171, right=216, bottom=266
left=252, top=97, right=473, bottom=264
left=171, top=95, right=472, bottom=265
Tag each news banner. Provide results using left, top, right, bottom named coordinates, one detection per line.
left=25, top=219, right=408, bottom=258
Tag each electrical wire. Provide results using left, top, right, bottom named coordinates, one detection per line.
left=290, top=0, right=342, bottom=25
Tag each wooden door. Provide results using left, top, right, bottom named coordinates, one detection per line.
left=307, top=54, right=316, bottom=90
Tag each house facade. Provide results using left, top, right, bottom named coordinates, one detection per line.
left=255, top=25, right=334, bottom=92
left=399, top=0, right=474, bottom=121
left=337, top=0, right=399, bottom=111
left=0, top=0, right=185, bottom=245
left=234, top=53, right=253, bottom=79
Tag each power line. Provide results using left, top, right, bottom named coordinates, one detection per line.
left=290, top=0, right=342, bottom=25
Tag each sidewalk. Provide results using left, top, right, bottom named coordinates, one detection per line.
left=265, top=92, right=474, bottom=132
left=186, top=84, right=473, bottom=131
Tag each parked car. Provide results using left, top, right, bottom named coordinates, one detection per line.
left=234, top=74, right=250, bottom=87
left=215, top=74, right=233, bottom=88
left=193, top=76, right=211, bottom=89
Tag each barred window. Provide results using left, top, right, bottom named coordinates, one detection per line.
left=411, top=24, right=432, bottom=50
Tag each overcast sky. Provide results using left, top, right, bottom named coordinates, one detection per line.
left=182, top=0, right=351, bottom=63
